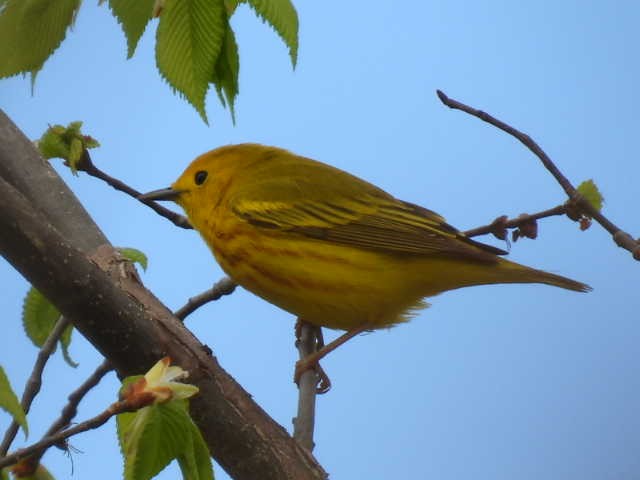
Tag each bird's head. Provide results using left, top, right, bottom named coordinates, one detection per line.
left=139, top=143, right=278, bottom=219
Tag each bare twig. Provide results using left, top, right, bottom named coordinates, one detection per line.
left=76, top=151, right=191, bottom=229
left=293, top=322, right=321, bottom=451
left=174, top=277, right=237, bottom=321
left=437, top=89, right=640, bottom=260
left=0, top=316, right=71, bottom=456
left=0, top=400, right=130, bottom=470
left=45, top=360, right=113, bottom=439
left=464, top=205, right=566, bottom=239
left=11, top=359, right=114, bottom=475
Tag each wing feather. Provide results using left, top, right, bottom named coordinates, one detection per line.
left=230, top=161, right=505, bottom=263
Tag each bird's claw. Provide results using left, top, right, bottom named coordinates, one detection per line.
left=294, top=358, right=332, bottom=394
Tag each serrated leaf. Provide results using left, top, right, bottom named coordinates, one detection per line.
left=211, top=25, right=239, bottom=122
left=245, top=0, right=298, bottom=67
left=118, top=401, right=197, bottom=480
left=60, top=324, right=78, bottom=368
left=177, top=420, right=214, bottom=480
left=156, top=0, right=226, bottom=122
left=577, top=179, right=604, bottom=212
left=0, top=365, right=28, bottom=437
left=109, top=0, right=155, bottom=58
left=0, top=0, right=81, bottom=79
left=22, top=288, right=77, bottom=366
left=22, top=287, right=62, bottom=348
left=117, top=247, right=149, bottom=271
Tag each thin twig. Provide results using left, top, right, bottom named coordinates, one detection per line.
left=464, top=205, right=566, bottom=239
left=174, top=277, right=237, bottom=321
left=0, top=400, right=130, bottom=470
left=437, top=89, right=640, bottom=260
left=45, top=359, right=113, bottom=437
left=10, top=359, right=114, bottom=475
left=436, top=90, right=576, bottom=196
left=76, top=151, right=191, bottom=229
left=0, top=316, right=71, bottom=456
left=293, top=322, right=320, bottom=451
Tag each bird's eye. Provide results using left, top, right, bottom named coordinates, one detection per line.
left=194, top=170, right=208, bottom=185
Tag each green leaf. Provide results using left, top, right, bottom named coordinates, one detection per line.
left=1, top=467, right=8, bottom=480
left=0, top=0, right=81, bottom=79
left=211, top=25, right=240, bottom=122
left=22, top=287, right=61, bottom=348
left=36, top=122, right=100, bottom=175
left=37, top=125, right=70, bottom=160
left=117, top=401, right=208, bottom=480
left=0, top=365, right=28, bottom=437
left=224, top=0, right=240, bottom=15
left=177, top=420, right=214, bottom=480
left=245, top=0, right=298, bottom=67
left=21, top=464, right=56, bottom=480
left=117, top=247, right=149, bottom=271
left=68, top=137, right=84, bottom=175
left=109, top=0, right=156, bottom=58
left=22, top=287, right=78, bottom=367
left=156, top=0, right=226, bottom=122
left=576, top=179, right=604, bottom=212
left=60, top=323, right=79, bottom=368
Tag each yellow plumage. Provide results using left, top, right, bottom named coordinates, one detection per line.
left=144, top=143, right=590, bottom=332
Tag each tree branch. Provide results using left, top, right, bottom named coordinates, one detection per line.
left=0, top=316, right=71, bottom=456
left=463, top=205, right=567, bottom=239
left=437, top=90, right=640, bottom=260
left=76, top=151, right=191, bottom=229
left=0, top=400, right=130, bottom=470
left=0, top=110, right=327, bottom=480
left=293, top=322, right=320, bottom=450
left=174, top=277, right=237, bottom=321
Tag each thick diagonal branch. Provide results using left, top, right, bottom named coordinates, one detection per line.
left=0, top=110, right=326, bottom=480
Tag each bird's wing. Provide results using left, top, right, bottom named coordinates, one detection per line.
left=230, top=166, right=504, bottom=263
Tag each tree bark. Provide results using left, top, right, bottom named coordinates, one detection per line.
left=0, top=110, right=327, bottom=480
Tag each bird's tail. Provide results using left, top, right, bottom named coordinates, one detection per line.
left=495, top=258, right=591, bottom=292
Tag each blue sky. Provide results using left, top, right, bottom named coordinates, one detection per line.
left=1, top=1, right=639, bottom=479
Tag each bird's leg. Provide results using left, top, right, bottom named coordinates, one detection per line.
left=294, top=323, right=372, bottom=391
left=295, top=320, right=331, bottom=393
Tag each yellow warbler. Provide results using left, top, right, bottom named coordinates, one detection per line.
left=142, top=144, right=589, bottom=375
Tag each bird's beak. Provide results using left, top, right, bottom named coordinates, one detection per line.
left=138, top=187, right=182, bottom=202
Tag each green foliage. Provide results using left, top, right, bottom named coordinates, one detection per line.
left=0, top=0, right=81, bottom=79
left=22, top=287, right=77, bottom=368
left=18, top=464, right=56, bottom=480
left=212, top=25, right=240, bottom=123
left=0, top=365, right=28, bottom=437
left=223, top=0, right=240, bottom=15
left=117, top=400, right=214, bottom=480
left=244, top=0, right=298, bottom=67
left=37, top=122, right=100, bottom=176
left=0, top=0, right=299, bottom=122
left=576, top=179, right=604, bottom=212
left=59, top=323, right=77, bottom=368
left=1, top=467, right=8, bottom=480
left=117, top=247, right=149, bottom=271
left=156, top=0, right=226, bottom=123
left=109, top=0, right=156, bottom=58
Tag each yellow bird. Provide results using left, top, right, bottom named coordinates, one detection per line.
left=142, top=144, right=590, bottom=384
